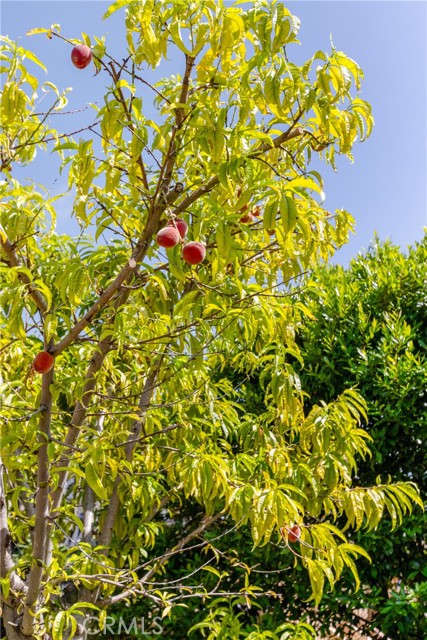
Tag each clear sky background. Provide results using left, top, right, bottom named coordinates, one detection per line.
left=1, top=0, right=426, bottom=264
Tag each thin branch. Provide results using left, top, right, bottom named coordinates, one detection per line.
left=169, top=589, right=278, bottom=602
left=172, top=175, right=220, bottom=217
left=6, top=405, right=47, bottom=423
left=48, top=437, right=83, bottom=453
left=109, top=61, right=149, bottom=190
left=11, top=122, right=100, bottom=151
left=120, top=423, right=181, bottom=447
left=97, top=356, right=164, bottom=550
left=141, top=512, right=223, bottom=584
left=46, top=338, right=112, bottom=524
left=250, top=155, right=291, bottom=179
left=96, top=512, right=223, bottom=607
left=131, top=71, right=171, bottom=105
left=249, top=124, right=305, bottom=158
left=51, top=260, right=137, bottom=357
left=155, top=54, right=195, bottom=202
left=16, top=97, right=61, bottom=152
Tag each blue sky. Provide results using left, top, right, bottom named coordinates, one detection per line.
left=2, top=0, right=426, bottom=263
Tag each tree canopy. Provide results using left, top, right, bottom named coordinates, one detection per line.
left=0, top=2, right=422, bottom=639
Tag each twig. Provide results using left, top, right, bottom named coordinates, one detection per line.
left=109, top=60, right=149, bottom=190
left=96, top=512, right=223, bottom=607
left=7, top=405, right=47, bottom=423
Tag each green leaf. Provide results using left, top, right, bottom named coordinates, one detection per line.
left=52, top=611, right=66, bottom=640
left=201, top=565, right=221, bottom=578
left=22, top=49, right=47, bottom=72
left=102, top=0, right=133, bottom=19
left=216, top=220, right=232, bottom=258
left=43, top=314, right=57, bottom=342
left=169, top=22, right=193, bottom=56
left=26, top=28, right=50, bottom=37
left=305, top=558, right=325, bottom=605
left=264, top=69, right=283, bottom=116
left=85, top=461, right=108, bottom=501
left=280, top=195, right=297, bottom=233
left=263, top=198, right=278, bottom=231
left=0, top=577, right=10, bottom=600
left=166, top=244, right=186, bottom=281
left=211, top=110, right=225, bottom=163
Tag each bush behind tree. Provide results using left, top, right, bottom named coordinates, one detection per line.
left=295, top=234, right=427, bottom=639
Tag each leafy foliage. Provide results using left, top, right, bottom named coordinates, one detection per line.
left=292, top=235, right=427, bottom=639
left=0, top=2, right=421, bottom=639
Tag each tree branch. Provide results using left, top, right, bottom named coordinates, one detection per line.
left=155, top=54, right=195, bottom=201
left=172, top=175, right=220, bottom=217
left=249, top=124, right=305, bottom=158
left=20, top=369, right=53, bottom=636
left=172, top=124, right=305, bottom=219
left=48, top=339, right=112, bottom=517
left=51, top=117, right=301, bottom=361
left=51, top=184, right=183, bottom=359
left=50, top=262, right=137, bottom=357
left=96, top=512, right=222, bottom=608
left=44, top=181, right=181, bottom=563
left=76, top=359, right=164, bottom=607
left=97, top=356, right=164, bottom=550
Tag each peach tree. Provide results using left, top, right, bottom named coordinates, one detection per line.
left=0, top=1, right=421, bottom=638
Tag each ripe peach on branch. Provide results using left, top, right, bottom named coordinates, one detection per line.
left=71, top=44, right=92, bottom=69
left=182, top=241, right=206, bottom=265
left=156, top=226, right=180, bottom=248
left=280, top=524, right=301, bottom=543
left=168, top=218, right=188, bottom=239
left=33, top=351, right=54, bottom=374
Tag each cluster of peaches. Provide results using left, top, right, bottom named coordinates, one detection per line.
left=156, top=218, right=206, bottom=265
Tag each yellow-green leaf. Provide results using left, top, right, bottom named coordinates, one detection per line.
left=85, top=461, right=108, bottom=501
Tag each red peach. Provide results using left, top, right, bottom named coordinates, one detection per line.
left=168, top=218, right=188, bottom=239
left=156, top=226, right=180, bottom=248
left=287, top=525, right=301, bottom=543
left=33, top=351, right=54, bottom=374
left=239, top=213, right=254, bottom=224
left=182, top=241, right=206, bottom=265
left=71, top=44, right=92, bottom=69
left=252, top=205, right=262, bottom=217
